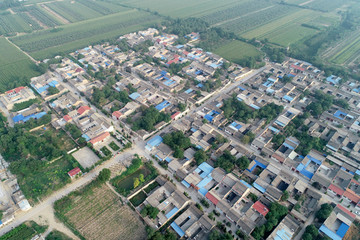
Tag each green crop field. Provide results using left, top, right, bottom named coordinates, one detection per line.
left=0, top=37, right=39, bottom=92
left=329, top=33, right=360, bottom=65
left=44, top=0, right=103, bottom=23
left=242, top=9, right=321, bottom=46
left=22, top=5, right=61, bottom=28
left=116, top=0, right=242, bottom=18
left=302, top=0, right=353, bottom=12
left=284, top=0, right=309, bottom=4
left=10, top=10, right=161, bottom=60
left=0, top=11, right=35, bottom=35
left=210, top=4, right=297, bottom=35
left=201, top=0, right=273, bottom=26
left=213, top=40, right=262, bottom=65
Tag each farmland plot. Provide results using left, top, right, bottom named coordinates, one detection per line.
left=0, top=12, right=34, bottom=35
left=217, top=4, right=297, bottom=35
left=25, top=5, right=61, bottom=27
left=116, top=0, right=242, bottom=18
left=328, top=31, right=360, bottom=66
left=242, top=9, right=320, bottom=46
left=0, top=37, right=39, bottom=92
left=58, top=186, right=146, bottom=240
left=201, top=0, right=274, bottom=26
left=44, top=0, right=102, bottom=23
left=303, top=0, right=352, bottom=12
left=77, top=0, right=128, bottom=15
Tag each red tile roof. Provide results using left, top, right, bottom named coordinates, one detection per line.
left=75, top=68, right=84, bottom=73
left=6, top=86, right=25, bottom=94
left=112, top=111, right=122, bottom=119
left=344, top=190, right=360, bottom=203
left=171, top=111, right=181, bottom=120
left=252, top=201, right=269, bottom=216
left=205, top=192, right=219, bottom=205
left=291, top=64, right=305, bottom=72
left=272, top=153, right=285, bottom=163
left=63, top=115, right=72, bottom=122
left=336, top=204, right=356, bottom=219
left=77, top=105, right=90, bottom=115
left=68, top=167, right=81, bottom=177
left=329, top=184, right=345, bottom=196
left=89, top=132, right=110, bottom=145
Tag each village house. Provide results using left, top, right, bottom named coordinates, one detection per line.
left=0, top=86, right=36, bottom=111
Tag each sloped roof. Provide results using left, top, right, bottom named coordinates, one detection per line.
left=252, top=201, right=269, bottom=216
left=68, top=167, right=81, bottom=177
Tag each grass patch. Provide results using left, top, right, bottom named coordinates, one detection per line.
left=144, top=181, right=159, bottom=194
left=15, top=156, right=77, bottom=203
left=100, top=146, right=112, bottom=156
left=45, top=230, right=72, bottom=240
left=129, top=190, right=147, bottom=207
left=213, top=40, right=262, bottom=64
left=109, top=141, right=120, bottom=151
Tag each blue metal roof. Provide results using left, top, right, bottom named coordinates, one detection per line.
left=334, top=110, right=347, bottom=120
left=181, top=180, right=190, bottom=188
left=155, top=101, right=171, bottom=111
left=197, top=176, right=213, bottom=189
left=82, top=134, right=91, bottom=141
left=166, top=207, right=179, bottom=219
left=240, top=180, right=252, bottom=189
left=253, top=182, right=266, bottom=193
left=13, top=114, right=24, bottom=123
left=197, top=162, right=214, bottom=177
left=185, top=88, right=193, bottom=94
left=320, top=225, right=342, bottom=240
left=129, top=92, right=140, bottom=100
left=171, top=222, right=185, bottom=237
left=48, top=80, right=58, bottom=87
left=336, top=223, right=349, bottom=238
left=199, top=188, right=208, bottom=196
left=283, top=95, right=294, bottom=102
left=204, top=114, right=214, bottom=122
left=146, top=135, right=163, bottom=148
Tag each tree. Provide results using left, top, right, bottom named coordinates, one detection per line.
left=97, top=168, right=111, bottom=183
left=47, top=86, right=60, bottom=95
left=236, top=156, right=250, bottom=170
left=301, top=225, right=318, bottom=240
left=281, top=191, right=289, bottom=201
left=312, top=182, right=321, bottom=190
left=194, top=150, right=208, bottom=165
left=141, top=205, right=159, bottom=219
left=139, top=174, right=144, bottom=183
left=134, top=178, right=140, bottom=189
left=316, top=204, right=333, bottom=222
